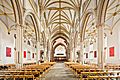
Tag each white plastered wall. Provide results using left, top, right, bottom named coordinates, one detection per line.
left=83, top=25, right=120, bottom=64
left=22, top=42, right=36, bottom=63
left=105, top=24, right=120, bottom=64
left=0, top=20, right=37, bottom=64
left=0, top=21, right=15, bottom=64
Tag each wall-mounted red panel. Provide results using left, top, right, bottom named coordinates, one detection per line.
left=86, top=53, right=88, bottom=58
left=32, top=53, right=34, bottom=58
left=6, top=47, right=11, bottom=57
left=24, top=51, right=26, bottom=58
left=109, top=47, right=114, bottom=57
left=94, top=51, right=97, bottom=58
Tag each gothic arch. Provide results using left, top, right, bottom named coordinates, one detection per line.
left=81, top=9, right=96, bottom=42
left=23, top=10, right=40, bottom=42
left=97, top=0, right=109, bottom=24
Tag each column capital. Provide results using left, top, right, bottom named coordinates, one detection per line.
left=96, top=23, right=103, bottom=28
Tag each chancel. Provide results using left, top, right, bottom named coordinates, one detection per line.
left=0, top=0, right=120, bottom=80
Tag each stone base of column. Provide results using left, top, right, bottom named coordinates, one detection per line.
left=98, top=63, right=104, bottom=69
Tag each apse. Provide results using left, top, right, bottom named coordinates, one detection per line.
left=54, top=45, right=66, bottom=57
left=53, top=38, right=67, bottom=62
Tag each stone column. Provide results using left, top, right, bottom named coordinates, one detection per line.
left=16, top=26, right=23, bottom=68
left=36, top=41, right=40, bottom=64
left=48, top=41, right=51, bottom=62
left=77, top=50, right=80, bottom=63
left=48, top=50, right=51, bottom=62
left=74, top=48, right=77, bottom=63
left=47, top=40, right=50, bottom=62
left=97, top=25, right=104, bottom=69
left=51, top=46, right=54, bottom=62
left=44, top=49, right=47, bottom=62
left=80, top=42, right=84, bottom=64
left=70, top=50, right=73, bottom=62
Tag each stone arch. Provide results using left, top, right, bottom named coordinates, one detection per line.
left=53, top=43, right=67, bottom=53
left=52, top=36, right=69, bottom=46
left=12, top=0, right=23, bottom=24
left=23, top=10, right=40, bottom=42
left=97, top=0, right=109, bottom=24
left=0, top=0, right=23, bottom=33
left=81, top=9, right=96, bottom=42
left=41, top=31, right=46, bottom=49
left=52, top=43, right=68, bottom=61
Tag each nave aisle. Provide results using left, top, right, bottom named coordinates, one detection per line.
left=41, top=63, right=79, bottom=80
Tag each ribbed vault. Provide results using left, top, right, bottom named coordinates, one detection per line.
left=39, top=0, right=81, bottom=47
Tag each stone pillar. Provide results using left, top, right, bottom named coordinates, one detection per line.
left=48, top=51, right=51, bottom=62
left=80, top=42, right=84, bottom=64
left=74, top=48, right=77, bottom=63
left=48, top=41, right=51, bottom=62
left=97, top=25, right=104, bottom=69
left=72, top=49, right=74, bottom=62
left=16, top=26, right=23, bottom=68
left=51, top=46, right=54, bottom=62
left=77, top=50, right=80, bottom=63
left=44, top=47, right=47, bottom=62
left=36, top=41, right=40, bottom=64
left=70, top=50, right=72, bottom=62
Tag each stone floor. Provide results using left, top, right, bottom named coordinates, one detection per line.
left=41, top=63, right=79, bottom=80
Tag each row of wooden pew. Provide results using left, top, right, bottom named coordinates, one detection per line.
left=0, top=64, right=16, bottom=70
left=65, top=62, right=120, bottom=80
left=23, top=62, right=36, bottom=67
left=87, top=63, right=120, bottom=70
left=0, top=62, right=56, bottom=80
left=105, top=64, right=120, bottom=70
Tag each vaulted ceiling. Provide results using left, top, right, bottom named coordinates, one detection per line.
left=39, top=0, right=81, bottom=47
left=1, top=0, right=120, bottom=50
left=39, top=0, right=81, bottom=48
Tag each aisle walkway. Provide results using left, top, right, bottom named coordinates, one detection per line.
left=41, top=63, right=79, bottom=80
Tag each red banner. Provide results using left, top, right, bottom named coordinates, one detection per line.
left=94, top=51, right=97, bottom=58
left=32, top=53, right=34, bottom=58
left=6, top=47, right=11, bottom=57
left=109, top=47, right=114, bottom=57
left=86, top=53, right=88, bottom=58
left=24, top=51, right=26, bottom=58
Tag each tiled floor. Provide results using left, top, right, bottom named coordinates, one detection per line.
left=41, top=63, right=79, bottom=80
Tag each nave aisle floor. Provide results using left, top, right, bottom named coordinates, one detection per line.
left=41, top=63, right=79, bottom=80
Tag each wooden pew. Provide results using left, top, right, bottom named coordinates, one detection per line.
left=105, top=64, right=120, bottom=70
left=0, top=75, right=34, bottom=80
left=23, top=62, right=36, bottom=67
left=76, top=69, right=107, bottom=75
left=41, top=62, right=56, bottom=66
left=86, top=75, right=120, bottom=80
left=80, top=70, right=120, bottom=80
left=69, top=64, right=98, bottom=75
left=0, top=62, right=56, bottom=79
left=0, top=64, right=16, bottom=70
left=65, top=62, right=120, bottom=80
left=80, top=71, right=110, bottom=79
left=4, top=64, right=16, bottom=69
